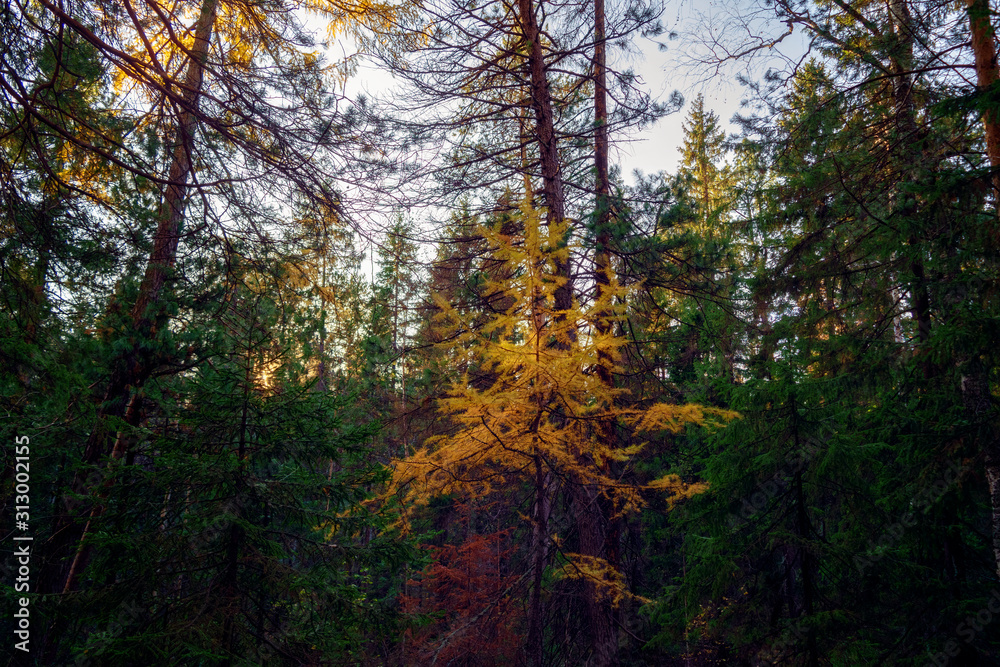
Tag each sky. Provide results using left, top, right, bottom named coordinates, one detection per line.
left=614, top=0, right=813, bottom=177
left=341, top=0, right=808, bottom=185
left=333, top=0, right=810, bottom=273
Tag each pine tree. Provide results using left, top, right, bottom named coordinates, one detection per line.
left=386, top=199, right=732, bottom=664
left=372, top=216, right=425, bottom=397
left=650, top=3, right=1000, bottom=656
left=678, top=94, right=731, bottom=235
left=31, top=254, right=411, bottom=664
left=21, top=0, right=414, bottom=603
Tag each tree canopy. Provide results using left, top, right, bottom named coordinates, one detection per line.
left=3, top=0, right=1000, bottom=665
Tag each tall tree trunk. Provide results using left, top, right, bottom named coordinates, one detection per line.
left=526, top=237, right=554, bottom=666
left=969, top=0, right=1000, bottom=203
left=577, top=0, right=620, bottom=661
left=41, top=0, right=220, bottom=601
left=516, top=0, right=573, bottom=312
left=527, top=459, right=552, bottom=667
left=92, top=0, right=220, bottom=464
left=965, top=0, right=1000, bottom=582
left=594, top=0, right=609, bottom=225
left=888, top=0, right=932, bottom=357
left=573, top=484, right=618, bottom=666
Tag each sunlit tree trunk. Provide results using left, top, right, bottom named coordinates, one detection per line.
left=95, top=0, right=220, bottom=466
left=513, top=7, right=575, bottom=657
left=965, top=0, right=1000, bottom=583
left=969, top=0, right=1000, bottom=205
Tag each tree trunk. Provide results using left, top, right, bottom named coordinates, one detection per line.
left=42, top=0, right=220, bottom=600
left=516, top=0, right=573, bottom=313
left=964, top=0, right=1000, bottom=583
left=968, top=0, right=1000, bottom=204
left=71, top=0, right=218, bottom=473
left=527, top=460, right=552, bottom=667
left=888, top=0, right=932, bottom=359
left=579, top=0, right=621, bottom=661
left=573, top=483, right=619, bottom=666
left=594, top=0, right=609, bottom=226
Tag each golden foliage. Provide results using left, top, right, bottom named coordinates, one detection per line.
left=629, top=403, right=740, bottom=435
left=644, top=474, right=710, bottom=508
left=554, top=554, right=651, bottom=608
left=106, top=0, right=417, bottom=109
left=384, top=199, right=737, bottom=525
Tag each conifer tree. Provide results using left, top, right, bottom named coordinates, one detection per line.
left=650, top=2, right=1000, bottom=657
left=386, top=199, right=732, bottom=665
left=678, top=94, right=731, bottom=234
left=30, top=253, right=411, bottom=664
left=16, top=0, right=413, bottom=602
left=372, top=216, right=425, bottom=395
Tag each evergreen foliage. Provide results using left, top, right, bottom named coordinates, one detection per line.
left=4, top=0, right=1000, bottom=664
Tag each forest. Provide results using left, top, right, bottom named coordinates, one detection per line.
left=2, top=0, right=1000, bottom=664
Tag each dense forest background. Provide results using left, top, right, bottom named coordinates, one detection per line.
left=3, top=0, right=1000, bottom=664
